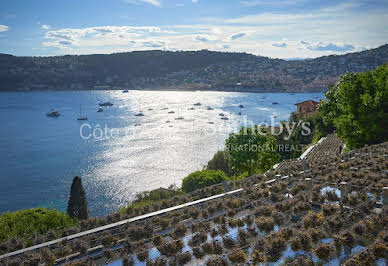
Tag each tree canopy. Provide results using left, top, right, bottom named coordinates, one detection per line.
left=182, top=170, right=229, bottom=193
left=319, top=64, right=388, bottom=149
left=225, top=127, right=280, bottom=175
left=67, top=176, right=88, bottom=220
left=207, top=150, right=233, bottom=177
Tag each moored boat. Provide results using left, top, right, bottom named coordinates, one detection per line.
left=77, top=105, right=88, bottom=121
left=46, top=109, right=60, bottom=117
left=99, top=102, right=113, bottom=107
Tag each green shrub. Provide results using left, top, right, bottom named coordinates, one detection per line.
left=284, top=254, right=314, bottom=266
left=228, top=250, right=246, bottom=263
left=373, top=242, right=388, bottom=258
left=137, top=249, right=148, bottom=261
left=299, top=232, right=312, bottom=251
left=0, top=208, right=77, bottom=242
left=290, top=237, right=301, bottom=251
left=206, top=255, right=228, bottom=266
left=202, top=242, right=214, bottom=254
left=315, top=243, right=331, bottom=261
left=256, top=216, right=275, bottom=232
left=207, top=150, right=232, bottom=176
left=192, top=246, right=205, bottom=259
left=222, top=236, right=235, bottom=249
left=152, top=235, right=162, bottom=247
left=251, top=249, right=265, bottom=264
left=41, top=247, right=56, bottom=266
left=188, top=231, right=207, bottom=246
left=182, top=170, right=229, bottom=193
left=172, top=223, right=187, bottom=238
left=176, top=251, right=192, bottom=265
left=264, top=234, right=287, bottom=262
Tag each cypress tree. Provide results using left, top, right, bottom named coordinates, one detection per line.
left=67, top=176, right=88, bottom=220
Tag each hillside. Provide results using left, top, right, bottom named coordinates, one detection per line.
left=0, top=44, right=387, bottom=92
left=1, top=135, right=387, bottom=265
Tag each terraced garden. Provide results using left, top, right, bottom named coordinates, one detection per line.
left=1, top=138, right=387, bottom=265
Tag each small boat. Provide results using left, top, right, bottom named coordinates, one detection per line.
left=239, top=104, right=244, bottom=108
left=188, top=107, right=195, bottom=110
left=99, top=102, right=113, bottom=107
left=208, top=121, right=214, bottom=124
left=207, top=107, right=214, bottom=110
left=148, top=108, right=153, bottom=111
left=175, top=117, right=184, bottom=120
left=122, top=90, right=129, bottom=93
left=221, top=117, right=229, bottom=120
left=135, top=123, right=141, bottom=126
left=46, top=109, right=60, bottom=117
left=194, top=102, right=201, bottom=106
left=166, top=120, right=171, bottom=123
left=219, top=113, right=225, bottom=116
left=162, top=107, right=169, bottom=110
left=168, top=111, right=175, bottom=114
left=97, top=107, right=103, bottom=112
left=134, top=112, right=145, bottom=117
left=77, top=105, right=88, bottom=121
left=272, top=102, right=279, bottom=105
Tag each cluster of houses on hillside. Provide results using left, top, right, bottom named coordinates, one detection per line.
left=2, top=44, right=387, bottom=92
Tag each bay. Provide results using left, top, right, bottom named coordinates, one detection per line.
left=0, top=90, right=324, bottom=216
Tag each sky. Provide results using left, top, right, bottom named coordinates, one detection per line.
left=0, top=0, right=387, bottom=58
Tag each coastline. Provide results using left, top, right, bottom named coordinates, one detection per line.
left=1, top=87, right=325, bottom=93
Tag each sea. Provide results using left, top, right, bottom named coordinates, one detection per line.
left=0, top=90, right=324, bottom=216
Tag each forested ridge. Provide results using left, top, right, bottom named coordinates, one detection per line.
left=1, top=44, right=387, bottom=92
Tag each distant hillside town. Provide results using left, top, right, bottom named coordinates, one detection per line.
left=0, top=44, right=387, bottom=92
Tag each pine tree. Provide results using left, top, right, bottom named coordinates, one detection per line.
left=67, top=176, right=88, bottom=220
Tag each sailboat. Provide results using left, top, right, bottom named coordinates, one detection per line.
left=77, top=105, right=88, bottom=121
left=175, top=108, right=184, bottom=120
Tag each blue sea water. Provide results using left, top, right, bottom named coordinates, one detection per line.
left=0, top=90, right=324, bottom=216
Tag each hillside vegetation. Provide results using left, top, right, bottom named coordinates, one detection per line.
left=1, top=44, right=387, bottom=92
left=0, top=208, right=76, bottom=243
left=1, top=138, right=387, bottom=265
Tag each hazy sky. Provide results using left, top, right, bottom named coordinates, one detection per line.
left=0, top=0, right=387, bottom=58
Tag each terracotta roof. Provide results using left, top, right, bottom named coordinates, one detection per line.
left=294, top=100, right=319, bottom=106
